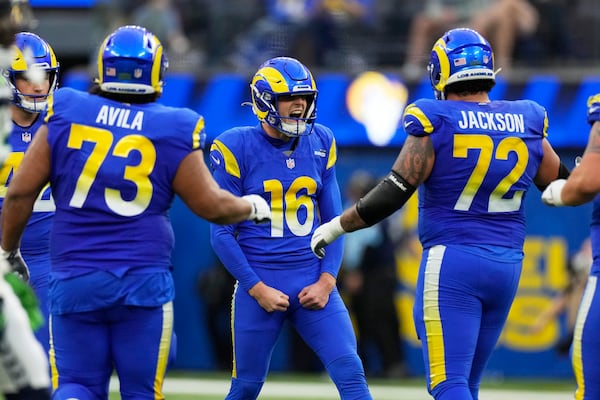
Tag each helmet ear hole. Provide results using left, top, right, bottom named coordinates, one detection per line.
left=250, top=83, right=273, bottom=113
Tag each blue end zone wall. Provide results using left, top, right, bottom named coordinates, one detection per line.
left=63, top=71, right=600, bottom=148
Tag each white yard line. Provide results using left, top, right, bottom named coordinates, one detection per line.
left=110, top=376, right=573, bottom=399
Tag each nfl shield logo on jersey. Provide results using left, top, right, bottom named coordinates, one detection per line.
left=21, top=132, right=32, bottom=143
left=286, top=158, right=295, bottom=169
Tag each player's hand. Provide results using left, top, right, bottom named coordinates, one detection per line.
left=243, top=194, right=271, bottom=224
left=541, top=179, right=567, bottom=207
left=299, top=273, right=335, bottom=310
left=248, top=281, right=289, bottom=312
left=587, top=94, right=600, bottom=125
left=0, top=248, right=30, bottom=282
left=310, top=216, right=345, bottom=259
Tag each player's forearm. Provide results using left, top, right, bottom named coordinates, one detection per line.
left=340, top=206, right=369, bottom=233
left=209, top=226, right=261, bottom=291
left=206, top=191, right=254, bottom=224
left=1, top=195, right=34, bottom=251
left=560, top=161, right=600, bottom=206
left=561, top=182, right=597, bottom=206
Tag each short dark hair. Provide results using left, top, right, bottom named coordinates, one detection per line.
left=445, top=79, right=495, bottom=97
left=88, top=83, right=161, bottom=104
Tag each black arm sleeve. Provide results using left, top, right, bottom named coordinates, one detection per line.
left=536, top=161, right=571, bottom=192
left=356, top=170, right=416, bottom=226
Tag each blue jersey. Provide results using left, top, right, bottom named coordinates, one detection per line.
left=574, top=197, right=600, bottom=399
left=403, top=99, right=547, bottom=255
left=0, top=112, right=54, bottom=257
left=1, top=111, right=55, bottom=351
left=44, top=88, right=205, bottom=312
left=209, top=124, right=343, bottom=291
left=209, top=124, right=371, bottom=400
left=590, top=195, right=600, bottom=276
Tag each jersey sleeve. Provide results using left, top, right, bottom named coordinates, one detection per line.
left=208, top=134, right=261, bottom=292
left=178, top=107, right=207, bottom=150
left=524, top=100, right=549, bottom=139
left=402, top=99, right=438, bottom=137
left=317, top=130, right=344, bottom=278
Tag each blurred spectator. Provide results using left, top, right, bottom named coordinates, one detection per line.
left=131, top=0, right=201, bottom=71
left=401, top=0, right=539, bottom=80
left=567, top=0, right=600, bottom=63
left=311, top=0, right=376, bottom=70
left=226, top=0, right=375, bottom=72
left=227, top=0, right=316, bottom=71
left=470, top=0, right=539, bottom=70
left=200, top=0, right=265, bottom=67
left=370, top=0, right=420, bottom=67
left=88, top=0, right=131, bottom=74
left=340, top=170, right=408, bottom=378
left=196, top=260, right=235, bottom=371
left=521, top=0, right=571, bottom=66
left=529, top=237, right=591, bottom=356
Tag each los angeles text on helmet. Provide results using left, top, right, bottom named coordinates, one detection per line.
left=458, top=110, right=525, bottom=133
left=455, top=71, right=494, bottom=79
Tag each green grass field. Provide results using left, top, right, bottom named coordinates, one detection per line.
left=0, top=372, right=572, bottom=400
left=104, top=372, right=575, bottom=400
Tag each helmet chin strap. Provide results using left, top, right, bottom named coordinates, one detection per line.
left=280, top=120, right=306, bottom=136
left=18, top=96, right=45, bottom=113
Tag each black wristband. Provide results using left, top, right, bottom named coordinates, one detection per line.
left=356, top=170, right=416, bottom=226
left=536, top=161, right=570, bottom=192
left=557, top=161, right=570, bottom=180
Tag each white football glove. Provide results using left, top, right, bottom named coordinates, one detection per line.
left=243, top=194, right=271, bottom=224
left=0, top=248, right=30, bottom=282
left=310, top=216, right=346, bottom=259
left=541, top=179, right=567, bottom=207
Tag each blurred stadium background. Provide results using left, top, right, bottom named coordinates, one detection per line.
left=26, top=0, right=600, bottom=389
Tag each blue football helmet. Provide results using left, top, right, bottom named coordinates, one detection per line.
left=428, top=28, right=495, bottom=100
left=96, top=25, right=168, bottom=95
left=7, top=32, right=59, bottom=113
left=250, top=56, right=317, bottom=137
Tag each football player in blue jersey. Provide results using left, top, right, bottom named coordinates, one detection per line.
left=209, top=56, right=372, bottom=400
left=0, top=31, right=59, bottom=358
left=0, top=3, right=51, bottom=400
left=311, top=28, right=570, bottom=400
left=0, top=25, right=270, bottom=400
left=542, top=96, right=600, bottom=400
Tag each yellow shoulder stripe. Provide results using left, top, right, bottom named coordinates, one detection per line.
left=404, top=103, right=434, bottom=134
left=211, top=139, right=241, bottom=178
left=326, top=138, right=337, bottom=170
left=192, top=117, right=205, bottom=150
left=44, top=93, right=55, bottom=123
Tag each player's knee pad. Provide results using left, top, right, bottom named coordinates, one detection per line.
left=326, top=355, right=372, bottom=400
left=51, top=383, right=96, bottom=400
left=225, top=377, right=263, bottom=400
